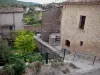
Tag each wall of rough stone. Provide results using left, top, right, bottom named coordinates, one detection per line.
left=61, top=5, right=100, bottom=56
left=41, top=7, right=62, bottom=42
left=24, top=25, right=41, bottom=32
left=35, top=38, right=63, bottom=59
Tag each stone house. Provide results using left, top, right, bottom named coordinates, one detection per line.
left=0, top=8, right=24, bottom=38
left=61, top=0, right=100, bottom=56
left=41, top=7, right=62, bottom=43
left=34, top=7, right=62, bottom=56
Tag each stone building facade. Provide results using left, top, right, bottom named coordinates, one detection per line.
left=61, top=0, right=100, bottom=56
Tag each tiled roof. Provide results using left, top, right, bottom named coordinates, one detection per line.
left=0, top=8, right=23, bottom=13
left=63, top=0, right=100, bottom=5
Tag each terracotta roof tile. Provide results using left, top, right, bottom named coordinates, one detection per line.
left=0, top=8, right=23, bottom=13
left=63, top=0, right=100, bottom=5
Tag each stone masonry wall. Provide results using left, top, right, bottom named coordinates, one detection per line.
left=41, top=7, right=62, bottom=42
left=61, top=5, right=100, bottom=56
left=24, top=25, right=41, bottom=32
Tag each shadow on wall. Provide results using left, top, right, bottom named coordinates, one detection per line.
left=41, top=32, right=50, bottom=42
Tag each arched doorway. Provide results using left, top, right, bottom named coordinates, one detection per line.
left=65, top=40, right=70, bottom=47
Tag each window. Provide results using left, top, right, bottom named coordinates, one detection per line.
left=9, top=26, right=13, bottom=30
left=65, top=40, right=70, bottom=47
left=79, top=16, right=86, bottom=29
left=55, top=36, right=60, bottom=42
left=80, top=41, right=83, bottom=46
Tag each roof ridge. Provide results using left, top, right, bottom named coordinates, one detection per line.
left=0, top=8, right=23, bottom=13
left=63, top=0, right=100, bottom=5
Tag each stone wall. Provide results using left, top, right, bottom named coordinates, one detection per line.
left=61, top=5, right=100, bottom=56
left=24, top=25, right=41, bottom=32
left=41, top=7, right=62, bottom=42
left=35, top=35, right=63, bottom=59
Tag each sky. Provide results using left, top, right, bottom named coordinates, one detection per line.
left=18, top=0, right=66, bottom=4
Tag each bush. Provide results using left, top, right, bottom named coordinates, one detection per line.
left=26, top=53, right=44, bottom=63
left=23, top=17, right=42, bottom=25
left=15, top=30, right=37, bottom=61
left=11, top=58, right=26, bottom=75
left=0, top=39, right=11, bottom=66
left=23, top=18, right=30, bottom=24
left=0, top=64, right=15, bottom=75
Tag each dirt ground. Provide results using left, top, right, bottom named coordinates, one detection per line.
left=24, top=62, right=80, bottom=75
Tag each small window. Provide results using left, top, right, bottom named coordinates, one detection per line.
left=55, top=36, right=60, bottom=42
left=80, top=41, right=83, bottom=46
left=9, top=26, right=13, bottom=30
left=79, top=16, right=86, bottom=29
left=65, top=40, right=70, bottom=47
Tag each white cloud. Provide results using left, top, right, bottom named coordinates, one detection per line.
left=18, top=0, right=65, bottom=4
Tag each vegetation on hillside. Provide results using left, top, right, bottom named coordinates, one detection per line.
left=23, top=12, right=42, bottom=26
left=0, top=0, right=41, bottom=7
left=0, top=30, right=45, bottom=75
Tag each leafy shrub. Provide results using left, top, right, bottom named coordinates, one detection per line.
left=23, top=16, right=42, bottom=25
left=0, top=39, right=11, bottom=66
left=0, top=64, right=15, bottom=75
left=26, top=53, right=44, bottom=63
left=8, top=53, right=26, bottom=75
left=11, top=58, right=26, bottom=75
left=23, top=18, right=31, bottom=24
left=15, top=30, right=37, bottom=61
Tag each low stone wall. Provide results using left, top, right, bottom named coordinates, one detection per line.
left=34, top=35, right=63, bottom=59
left=24, top=25, right=41, bottom=32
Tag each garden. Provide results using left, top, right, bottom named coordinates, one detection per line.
left=0, top=30, right=80, bottom=75
left=0, top=30, right=45, bottom=75
left=23, top=12, right=42, bottom=26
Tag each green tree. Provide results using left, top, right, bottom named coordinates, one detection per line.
left=0, top=39, right=11, bottom=66
left=15, top=30, right=37, bottom=58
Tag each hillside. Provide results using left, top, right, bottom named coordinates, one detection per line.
left=0, top=0, right=41, bottom=7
